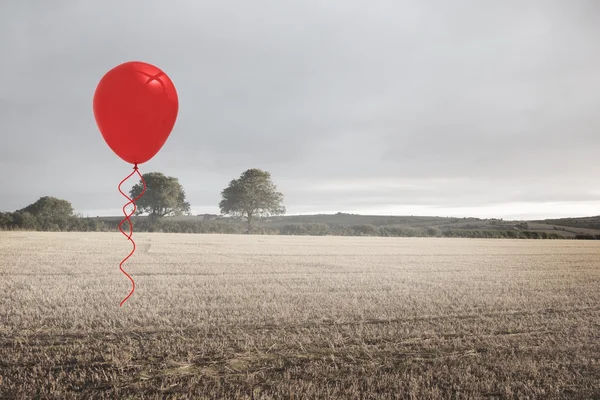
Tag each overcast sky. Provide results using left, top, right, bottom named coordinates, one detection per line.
left=1, top=0, right=599, bottom=220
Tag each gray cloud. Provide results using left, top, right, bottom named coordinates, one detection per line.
left=1, top=0, right=599, bottom=219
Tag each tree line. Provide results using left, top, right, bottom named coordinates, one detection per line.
left=1, top=168, right=598, bottom=240
left=0, top=168, right=285, bottom=233
left=2, top=210, right=595, bottom=239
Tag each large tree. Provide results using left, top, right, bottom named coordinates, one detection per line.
left=219, top=169, right=285, bottom=233
left=20, top=196, right=74, bottom=218
left=18, top=196, right=74, bottom=230
left=130, top=172, right=191, bottom=219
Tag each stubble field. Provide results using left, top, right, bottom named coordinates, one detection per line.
left=0, top=232, right=599, bottom=399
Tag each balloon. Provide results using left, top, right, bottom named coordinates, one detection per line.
left=93, top=61, right=179, bottom=165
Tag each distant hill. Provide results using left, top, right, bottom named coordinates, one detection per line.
left=95, top=213, right=600, bottom=238
left=265, top=213, right=600, bottom=238
left=531, top=216, right=600, bottom=231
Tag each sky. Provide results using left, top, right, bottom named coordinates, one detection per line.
left=1, top=0, right=599, bottom=220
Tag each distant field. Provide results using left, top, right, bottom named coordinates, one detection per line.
left=1, top=232, right=599, bottom=399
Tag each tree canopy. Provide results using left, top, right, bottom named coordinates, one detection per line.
left=20, top=196, right=74, bottom=218
left=17, top=196, right=74, bottom=230
left=130, top=172, right=191, bottom=218
left=219, top=168, right=285, bottom=232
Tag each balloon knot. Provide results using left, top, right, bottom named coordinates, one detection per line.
left=133, top=164, right=139, bottom=170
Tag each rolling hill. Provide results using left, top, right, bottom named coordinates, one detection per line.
left=96, top=213, right=600, bottom=238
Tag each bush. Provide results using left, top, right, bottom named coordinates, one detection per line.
left=0, top=212, right=14, bottom=229
left=348, top=224, right=380, bottom=236
left=425, top=227, right=441, bottom=237
left=281, top=223, right=331, bottom=236
left=574, top=234, right=599, bottom=240
left=12, top=211, right=39, bottom=230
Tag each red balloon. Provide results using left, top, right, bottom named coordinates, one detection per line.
left=93, top=61, right=179, bottom=165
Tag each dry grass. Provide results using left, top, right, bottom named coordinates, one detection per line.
left=0, top=232, right=599, bottom=399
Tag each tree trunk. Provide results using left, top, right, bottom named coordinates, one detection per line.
left=246, top=212, right=253, bottom=234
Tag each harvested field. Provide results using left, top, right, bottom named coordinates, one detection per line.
left=0, top=232, right=599, bottom=399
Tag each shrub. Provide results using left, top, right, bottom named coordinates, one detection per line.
left=12, top=211, right=39, bottom=230
left=0, top=212, right=14, bottom=229
left=349, top=224, right=380, bottom=236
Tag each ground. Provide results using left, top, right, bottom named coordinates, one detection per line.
left=0, top=232, right=599, bottom=399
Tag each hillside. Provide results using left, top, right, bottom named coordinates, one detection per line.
left=95, top=213, right=600, bottom=238
left=531, top=216, right=600, bottom=231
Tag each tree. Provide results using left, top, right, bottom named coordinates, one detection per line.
left=12, top=211, right=39, bottom=230
left=0, top=212, right=14, bottom=229
left=21, top=196, right=73, bottom=217
left=219, top=169, right=285, bottom=233
left=19, top=196, right=74, bottom=230
left=130, top=172, right=191, bottom=219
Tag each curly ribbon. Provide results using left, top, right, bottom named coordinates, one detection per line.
left=117, top=164, right=147, bottom=307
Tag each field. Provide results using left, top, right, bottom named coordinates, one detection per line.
left=1, top=232, right=599, bottom=399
